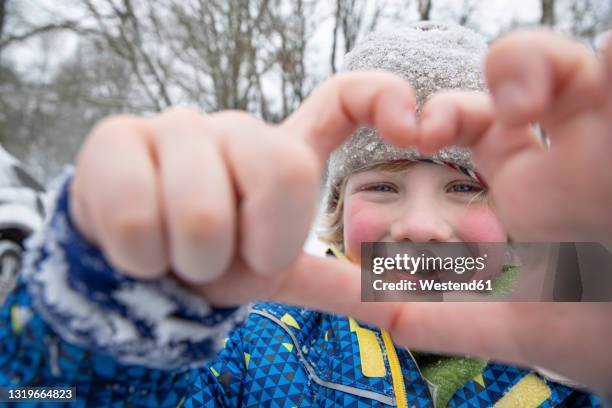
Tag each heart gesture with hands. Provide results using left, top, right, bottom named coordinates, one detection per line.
left=70, top=29, right=612, bottom=394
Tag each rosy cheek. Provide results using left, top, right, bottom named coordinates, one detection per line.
left=456, top=205, right=507, bottom=242
left=343, top=200, right=387, bottom=262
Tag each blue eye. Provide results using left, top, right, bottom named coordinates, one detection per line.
left=448, top=182, right=483, bottom=194
left=361, top=183, right=397, bottom=193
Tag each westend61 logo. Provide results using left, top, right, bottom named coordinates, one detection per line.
left=360, top=242, right=612, bottom=302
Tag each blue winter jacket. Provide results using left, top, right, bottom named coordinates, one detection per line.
left=0, top=172, right=602, bottom=407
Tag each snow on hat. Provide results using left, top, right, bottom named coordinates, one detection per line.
left=323, top=22, right=488, bottom=213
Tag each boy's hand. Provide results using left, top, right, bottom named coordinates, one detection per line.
left=303, top=30, right=612, bottom=394
left=70, top=72, right=417, bottom=306
left=420, top=29, right=612, bottom=242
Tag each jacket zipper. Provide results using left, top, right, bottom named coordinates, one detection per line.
left=251, top=309, right=396, bottom=406
left=326, top=246, right=408, bottom=407
left=381, top=330, right=408, bottom=408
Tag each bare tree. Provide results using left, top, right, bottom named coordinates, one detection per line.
left=0, top=21, right=79, bottom=51
left=168, top=0, right=284, bottom=116
left=567, top=0, right=607, bottom=42
left=330, top=0, right=387, bottom=73
left=541, top=0, right=555, bottom=26
left=78, top=0, right=175, bottom=111
left=61, top=0, right=304, bottom=117
left=272, top=0, right=313, bottom=118
left=331, top=1, right=342, bottom=74
left=0, top=0, right=6, bottom=44
left=4, top=0, right=609, bottom=182
left=417, top=0, right=432, bottom=21
left=2, top=0, right=318, bottom=176
left=458, top=0, right=479, bottom=26
left=0, top=0, right=80, bottom=53
left=1, top=36, right=139, bottom=181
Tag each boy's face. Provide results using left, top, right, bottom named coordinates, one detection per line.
left=342, top=163, right=507, bottom=262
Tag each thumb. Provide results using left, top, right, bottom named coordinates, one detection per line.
left=274, top=255, right=533, bottom=372
left=281, top=71, right=418, bottom=165
left=278, top=257, right=612, bottom=392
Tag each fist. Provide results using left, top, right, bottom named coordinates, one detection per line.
left=69, top=72, right=419, bottom=306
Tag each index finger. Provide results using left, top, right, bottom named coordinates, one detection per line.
left=281, top=72, right=417, bottom=164
left=274, top=256, right=521, bottom=359
left=486, top=29, right=607, bottom=128
left=275, top=257, right=536, bottom=372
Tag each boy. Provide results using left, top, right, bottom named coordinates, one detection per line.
left=1, top=22, right=609, bottom=407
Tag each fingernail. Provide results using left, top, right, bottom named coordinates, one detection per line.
left=493, top=82, right=528, bottom=116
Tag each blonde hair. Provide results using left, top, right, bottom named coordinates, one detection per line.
left=317, top=161, right=492, bottom=252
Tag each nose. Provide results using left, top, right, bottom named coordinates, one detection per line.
left=389, top=199, right=453, bottom=242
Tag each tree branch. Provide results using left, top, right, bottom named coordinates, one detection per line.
left=0, top=21, right=78, bottom=49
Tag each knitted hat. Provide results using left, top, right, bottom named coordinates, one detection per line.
left=323, top=22, right=488, bottom=213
